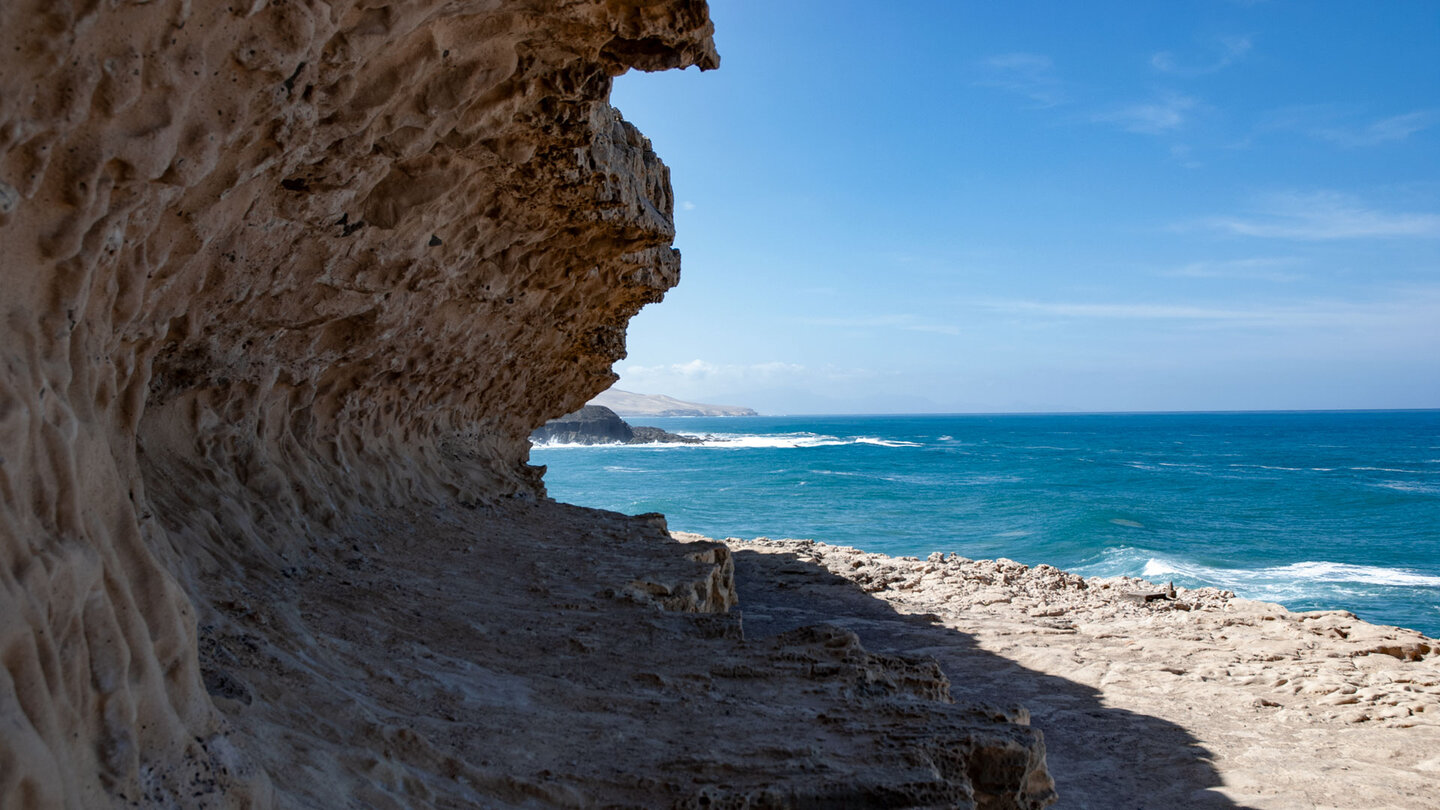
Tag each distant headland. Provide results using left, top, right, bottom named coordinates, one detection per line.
left=590, top=388, right=757, bottom=418
left=531, top=405, right=703, bottom=446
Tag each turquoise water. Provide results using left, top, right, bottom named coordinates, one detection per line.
left=532, top=411, right=1440, bottom=636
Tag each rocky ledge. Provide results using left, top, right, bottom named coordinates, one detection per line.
left=707, top=535, right=1440, bottom=809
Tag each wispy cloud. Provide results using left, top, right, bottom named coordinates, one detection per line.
left=623, top=359, right=805, bottom=380
left=968, top=286, right=1440, bottom=329
left=1196, top=191, right=1440, bottom=240
left=1160, top=257, right=1305, bottom=282
left=801, top=314, right=961, bottom=336
left=976, top=53, right=1067, bottom=107
left=681, top=200, right=696, bottom=211
left=1093, top=92, right=1198, bottom=134
left=1169, top=143, right=1202, bottom=169
left=1313, top=110, right=1438, bottom=147
left=619, top=360, right=878, bottom=395
left=1151, top=35, right=1252, bottom=76
left=1261, top=105, right=1438, bottom=147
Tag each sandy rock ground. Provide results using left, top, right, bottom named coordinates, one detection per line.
left=196, top=501, right=1052, bottom=808
left=704, top=535, right=1440, bottom=810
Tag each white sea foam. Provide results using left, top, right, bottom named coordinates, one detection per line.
left=1141, top=557, right=1440, bottom=589
left=700, top=433, right=851, bottom=449
left=855, top=437, right=925, bottom=447
left=539, top=432, right=928, bottom=450
left=531, top=439, right=693, bottom=450
left=1109, top=518, right=1146, bottom=528
left=1373, top=481, right=1440, bottom=495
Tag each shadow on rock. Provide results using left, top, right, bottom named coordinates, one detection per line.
left=729, top=547, right=1253, bottom=810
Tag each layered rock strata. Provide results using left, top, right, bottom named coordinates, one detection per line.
left=0, top=1, right=1052, bottom=806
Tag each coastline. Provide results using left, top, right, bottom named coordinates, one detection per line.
left=698, top=533, right=1440, bottom=809
left=534, top=410, right=1440, bottom=638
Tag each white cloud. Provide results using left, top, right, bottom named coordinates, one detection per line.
left=622, top=359, right=806, bottom=382
left=1093, top=93, right=1197, bottom=134
left=681, top=200, right=696, bottom=211
left=976, top=53, right=1067, bottom=108
left=969, top=286, right=1440, bottom=329
left=1151, top=35, right=1252, bottom=76
left=1261, top=106, right=1438, bottom=148
left=1169, top=143, right=1202, bottom=169
left=1197, top=190, right=1440, bottom=240
left=1161, top=257, right=1305, bottom=282
left=1316, top=111, right=1438, bottom=147
left=617, top=360, right=886, bottom=399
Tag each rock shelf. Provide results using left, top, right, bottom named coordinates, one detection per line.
left=711, top=535, right=1440, bottom=809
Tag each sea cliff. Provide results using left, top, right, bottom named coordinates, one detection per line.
left=0, top=2, right=1051, bottom=806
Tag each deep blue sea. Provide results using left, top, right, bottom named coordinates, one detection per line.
left=531, top=411, right=1440, bottom=637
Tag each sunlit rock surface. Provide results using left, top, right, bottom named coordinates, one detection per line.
left=0, top=1, right=1052, bottom=807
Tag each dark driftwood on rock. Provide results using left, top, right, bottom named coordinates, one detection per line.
left=1121, top=581, right=1179, bottom=604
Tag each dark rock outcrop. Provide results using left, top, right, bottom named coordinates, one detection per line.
left=534, top=405, right=637, bottom=444
left=532, top=405, right=704, bottom=444
left=631, top=424, right=705, bottom=444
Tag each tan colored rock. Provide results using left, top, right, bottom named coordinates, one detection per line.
left=720, top=535, right=1440, bottom=809
left=0, top=0, right=712, bottom=803
left=1, top=2, right=1055, bottom=807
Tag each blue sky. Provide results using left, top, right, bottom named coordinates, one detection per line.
left=608, top=1, right=1440, bottom=414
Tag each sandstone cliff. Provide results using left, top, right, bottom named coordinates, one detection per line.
left=0, top=0, right=715, bottom=802
left=0, top=2, right=1051, bottom=807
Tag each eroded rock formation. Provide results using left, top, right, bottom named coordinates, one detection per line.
left=1, top=0, right=715, bottom=803
left=0, top=2, right=1052, bottom=807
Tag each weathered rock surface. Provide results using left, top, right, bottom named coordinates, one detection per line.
left=0, top=1, right=1051, bottom=806
left=714, top=535, right=1440, bottom=809
left=532, top=404, right=703, bottom=444
left=186, top=501, right=1054, bottom=808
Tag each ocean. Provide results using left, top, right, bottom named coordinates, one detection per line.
left=531, top=410, right=1440, bottom=637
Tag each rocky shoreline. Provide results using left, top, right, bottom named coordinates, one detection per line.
left=8, top=0, right=1432, bottom=805
left=705, top=534, right=1440, bottom=809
